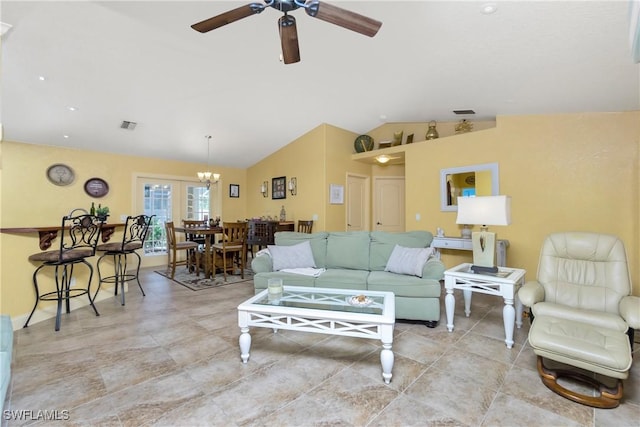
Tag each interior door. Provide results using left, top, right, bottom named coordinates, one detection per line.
left=373, top=177, right=405, bottom=232
left=346, top=174, right=369, bottom=231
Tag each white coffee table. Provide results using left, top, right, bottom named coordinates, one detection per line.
left=237, top=286, right=396, bottom=383
left=444, top=263, right=526, bottom=348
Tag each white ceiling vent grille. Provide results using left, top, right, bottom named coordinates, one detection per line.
left=120, top=121, right=137, bottom=130
left=453, top=110, right=476, bottom=115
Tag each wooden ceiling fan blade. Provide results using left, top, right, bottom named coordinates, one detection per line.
left=279, top=15, right=300, bottom=64
left=304, top=1, right=382, bottom=37
left=191, top=2, right=265, bottom=33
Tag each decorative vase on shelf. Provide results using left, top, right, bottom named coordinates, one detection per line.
left=461, top=225, right=472, bottom=239
left=425, top=121, right=439, bottom=140
left=280, top=205, right=286, bottom=222
left=392, top=131, right=403, bottom=146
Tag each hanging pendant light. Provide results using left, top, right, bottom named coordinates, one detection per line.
left=197, top=135, right=220, bottom=189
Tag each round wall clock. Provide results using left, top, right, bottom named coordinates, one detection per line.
left=46, top=163, right=75, bottom=186
left=84, top=177, right=109, bottom=198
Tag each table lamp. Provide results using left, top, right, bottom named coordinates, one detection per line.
left=456, top=195, right=511, bottom=273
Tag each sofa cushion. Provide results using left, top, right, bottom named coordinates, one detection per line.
left=325, top=232, right=370, bottom=270
left=268, top=241, right=316, bottom=271
left=314, top=269, right=369, bottom=290
left=274, top=232, right=328, bottom=268
left=253, top=271, right=317, bottom=290
left=369, top=231, right=433, bottom=271
left=385, top=245, right=433, bottom=277
left=367, top=271, right=441, bottom=298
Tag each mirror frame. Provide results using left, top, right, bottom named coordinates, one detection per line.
left=440, top=162, right=500, bottom=211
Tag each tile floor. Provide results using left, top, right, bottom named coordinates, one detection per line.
left=4, top=268, right=640, bottom=426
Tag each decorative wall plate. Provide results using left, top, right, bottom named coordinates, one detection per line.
left=84, top=177, right=109, bottom=198
left=46, top=163, right=75, bottom=186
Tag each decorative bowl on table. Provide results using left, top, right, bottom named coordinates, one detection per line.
left=346, top=295, right=373, bottom=307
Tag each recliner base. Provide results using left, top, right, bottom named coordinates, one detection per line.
left=537, top=356, right=623, bottom=409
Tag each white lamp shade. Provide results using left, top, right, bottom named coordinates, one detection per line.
left=456, top=195, right=511, bottom=226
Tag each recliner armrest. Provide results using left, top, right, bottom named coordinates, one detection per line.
left=518, top=281, right=545, bottom=307
left=619, top=295, right=640, bottom=329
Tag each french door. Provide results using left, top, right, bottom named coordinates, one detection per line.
left=135, top=175, right=221, bottom=259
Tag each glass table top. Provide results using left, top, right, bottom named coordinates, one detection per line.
left=252, top=287, right=385, bottom=315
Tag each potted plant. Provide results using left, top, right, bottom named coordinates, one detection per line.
left=96, top=205, right=110, bottom=221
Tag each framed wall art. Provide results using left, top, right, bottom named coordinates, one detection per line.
left=272, top=176, right=286, bottom=200
left=330, top=184, right=344, bottom=204
left=229, top=184, right=240, bottom=198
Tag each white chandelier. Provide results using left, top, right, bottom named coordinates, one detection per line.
left=197, top=135, right=220, bottom=189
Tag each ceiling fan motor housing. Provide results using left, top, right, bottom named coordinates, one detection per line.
left=269, top=0, right=302, bottom=13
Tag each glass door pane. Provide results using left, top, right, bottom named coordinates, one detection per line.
left=185, top=184, right=210, bottom=220
left=142, top=182, right=174, bottom=255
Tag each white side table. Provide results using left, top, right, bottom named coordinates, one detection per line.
left=431, top=236, right=509, bottom=267
left=444, top=263, right=525, bottom=348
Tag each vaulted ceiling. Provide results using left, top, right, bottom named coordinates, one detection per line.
left=2, top=1, right=638, bottom=168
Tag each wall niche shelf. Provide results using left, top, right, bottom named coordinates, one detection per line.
left=352, top=120, right=497, bottom=165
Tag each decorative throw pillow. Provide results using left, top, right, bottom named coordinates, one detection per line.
left=384, top=245, right=433, bottom=277
left=268, top=241, right=316, bottom=271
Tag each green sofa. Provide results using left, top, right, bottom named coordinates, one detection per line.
left=1, top=315, right=12, bottom=409
left=251, top=231, right=445, bottom=326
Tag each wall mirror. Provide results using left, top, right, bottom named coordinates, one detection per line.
left=440, top=162, right=499, bottom=211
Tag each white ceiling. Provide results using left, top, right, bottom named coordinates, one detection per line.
left=2, top=1, right=639, bottom=168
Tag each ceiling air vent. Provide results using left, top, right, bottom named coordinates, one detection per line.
left=120, top=121, right=137, bottom=130
left=453, top=110, right=476, bottom=115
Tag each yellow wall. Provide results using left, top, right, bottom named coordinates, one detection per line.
left=0, top=141, right=246, bottom=320
left=246, top=125, right=327, bottom=226
left=402, top=112, right=639, bottom=294
left=245, top=123, right=369, bottom=231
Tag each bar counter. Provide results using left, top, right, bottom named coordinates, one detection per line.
left=0, top=223, right=125, bottom=250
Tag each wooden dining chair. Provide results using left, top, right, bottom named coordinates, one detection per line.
left=165, top=221, right=200, bottom=279
left=297, top=220, right=313, bottom=234
left=182, top=219, right=207, bottom=270
left=212, top=221, right=248, bottom=281
left=246, top=220, right=277, bottom=259
left=182, top=219, right=207, bottom=244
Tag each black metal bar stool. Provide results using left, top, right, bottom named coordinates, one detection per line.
left=25, top=212, right=104, bottom=331
left=95, top=214, right=154, bottom=305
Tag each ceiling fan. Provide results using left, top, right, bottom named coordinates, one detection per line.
left=191, top=0, right=382, bottom=64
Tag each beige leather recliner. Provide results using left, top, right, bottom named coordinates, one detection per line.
left=519, top=232, right=639, bottom=408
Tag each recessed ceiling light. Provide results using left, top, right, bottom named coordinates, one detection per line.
left=38, top=76, right=46, bottom=81
left=67, top=106, right=78, bottom=111
left=481, top=3, right=497, bottom=15
left=63, top=134, right=69, bottom=139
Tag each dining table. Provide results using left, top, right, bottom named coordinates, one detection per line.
left=174, top=225, right=223, bottom=279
